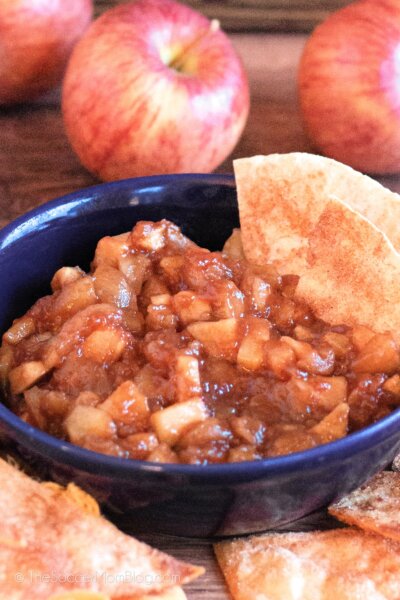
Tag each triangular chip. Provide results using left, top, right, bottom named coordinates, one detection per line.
left=0, top=459, right=202, bottom=599
left=215, top=528, right=400, bottom=600
left=235, top=152, right=400, bottom=261
left=235, top=153, right=400, bottom=335
left=329, top=471, right=400, bottom=542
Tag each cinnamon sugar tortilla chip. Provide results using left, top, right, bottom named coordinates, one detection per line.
left=235, top=153, right=400, bottom=264
left=329, top=471, right=400, bottom=542
left=235, top=153, right=400, bottom=334
left=0, top=459, right=202, bottom=599
left=215, top=528, right=400, bottom=600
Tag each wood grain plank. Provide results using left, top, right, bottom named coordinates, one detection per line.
left=94, top=0, right=351, bottom=32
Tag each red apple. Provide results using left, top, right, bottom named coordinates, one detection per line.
left=62, top=0, right=250, bottom=181
left=0, top=0, right=93, bottom=106
left=298, top=0, right=400, bottom=174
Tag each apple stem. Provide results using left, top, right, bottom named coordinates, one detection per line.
left=169, top=19, right=220, bottom=73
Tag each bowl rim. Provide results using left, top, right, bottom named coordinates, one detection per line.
left=0, top=172, right=236, bottom=250
left=0, top=173, right=399, bottom=484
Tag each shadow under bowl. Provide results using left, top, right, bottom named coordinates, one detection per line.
left=0, top=173, right=399, bottom=538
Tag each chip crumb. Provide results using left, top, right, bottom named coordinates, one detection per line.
left=393, top=454, right=400, bottom=472
left=43, top=481, right=101, bottom=517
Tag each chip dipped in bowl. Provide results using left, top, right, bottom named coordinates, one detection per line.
left=1, top=161, right=400, bottom=537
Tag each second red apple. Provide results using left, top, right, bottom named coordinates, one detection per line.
left=62, top=0, right=250, bottom=181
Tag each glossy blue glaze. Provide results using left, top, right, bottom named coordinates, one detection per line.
left=0, top=173, right=399, bottom=537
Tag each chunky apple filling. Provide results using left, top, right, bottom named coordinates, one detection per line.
left=1, top=220, right=400, bottom=464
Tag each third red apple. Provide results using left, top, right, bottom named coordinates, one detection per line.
left=299, top=0, right=400, bottom=174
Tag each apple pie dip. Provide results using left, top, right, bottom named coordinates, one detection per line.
left=1, top=220, right=399, bottom=464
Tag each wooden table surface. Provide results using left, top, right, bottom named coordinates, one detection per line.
left=1, top=31, right=398, bottom=600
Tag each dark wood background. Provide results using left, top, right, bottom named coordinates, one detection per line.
left=95, top=0, right=351, bottom=32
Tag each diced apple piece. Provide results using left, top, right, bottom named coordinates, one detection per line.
left=147, top=443, right=179, bottom=463
left=293, top=325, right=314, bottom=342
left=159, top=255, right=185, bottom=287
left=0, top=344, right=14, bottom=381
left=250, top=275, right=271, bottom=312
left=129, top=221, right=167, bottom=252
left=187, top=318, right=240, bottom=362
left=222, top=228, right=244, bottom=259
left=23, top=386, right=46, bottom=428
left=53, top=277, right=97, bottom=320
left=118, top=253, right=151, bottom=294
left=3, top=316, right=35, bottom=345
left=211, top=280, right=245, bottom=319
left=164, top=220, right=195, bottom=251
left=140, top=276, right=170, bottom=309
left=311, top=402, right=349, bottom=443
left=237, top=338, right=263, bottom=372
left=237, top=318, right=271, bottom=371
left=228, top=445, right=261, bottom=462
left=51, top=266, right=84, bottom=291
left=122, top=432, right=159, bottom=459
left=64, top=405, right=116, bottom=444
left=230, top=415, right=266, bottom=446
left=178, top=418, right=232, bottom=449
left=92, top=232, right=130, bottom=268
left=9, top=361, right=48, bottom=395
left=82, top=328, right=126, bottom=363
left=269, top=427, right=317, bottom=456
left=311, top=376, right=348, bottom=411
left=75, top=391, right=101, bottom=407
left=146, top=295, right=178, bottom=330
left=322, top=331, right=352, bottom=358
left=182, top=249, right=231, bottom=291
left=150, top=398, right=208, bottom=446
left=284, top=378, right=314, bottom=415
left=93, top=265, right=131, bottom=309
left=251, top=263, right=282, bottom=287
left=41, top=390, right=70, bottom=418
left=282, top=336, right=335, bottom=375
left=134, top=364, right=172, bottom=401
left=264, top=340, right=296, bottom=379
left=271, top=297, right=296, bottom=332
left=175, top=354, right=201, bottom=403
left=352, top=333, right=400, bottom=374
left=383, top=374, right=400, bottom=396
left=151, top=294, right=172, bottom=306
left=99, top=380, right=150, bottom=433
left=351, top=325, right=376, bottom=352
left=285, top=375, right=348, bottom=416
left=173, top=291, right=211, bottom=325
left=241, top=270, right=271, bottom=312
left=121, top=308, right=144, bottom=334
left=43, top=304, right=121, bottom=369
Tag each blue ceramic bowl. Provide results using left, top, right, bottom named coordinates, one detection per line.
left=1, top=173, right=400, bottom=538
